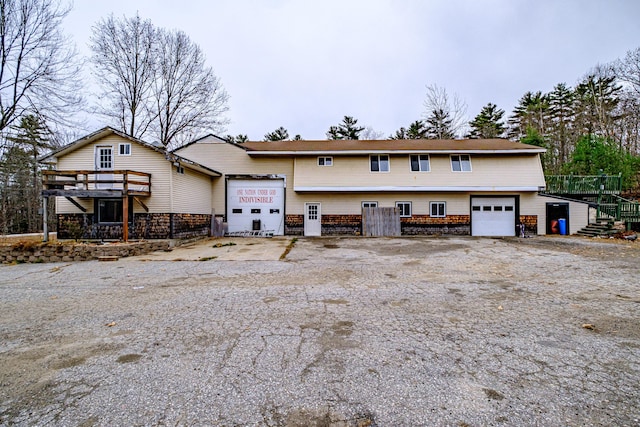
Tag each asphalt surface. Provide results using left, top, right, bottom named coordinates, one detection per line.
left=0, top=236, right=639, bottom=426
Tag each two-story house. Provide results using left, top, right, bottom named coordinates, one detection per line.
left=41, top=127, right=590, bottom=240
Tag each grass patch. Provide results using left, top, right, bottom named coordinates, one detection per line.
left=199, top=256, right=218, bottom=261
left=212, top=242, right=237, bottom=248
left=280, top=237, right=298, bottom=260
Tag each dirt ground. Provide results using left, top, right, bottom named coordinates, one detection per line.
left=0, top=235, right=639, bottom=426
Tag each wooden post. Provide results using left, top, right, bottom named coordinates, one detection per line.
left=123, top=172, right=129, bottom=242
left=123, top=195, right=129, bottom=242
left=42, top=196, right=49, bottom=242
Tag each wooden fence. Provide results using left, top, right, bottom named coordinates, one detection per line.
left=362, top=207, right=401, bottom=237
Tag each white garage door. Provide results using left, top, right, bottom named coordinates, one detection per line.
left=471, top=197, right=516, bottom=237
left=227, top=178, right=285, bottom=235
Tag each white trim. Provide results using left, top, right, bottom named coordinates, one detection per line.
left=294, top=186, right=542, bottom=192
left=248, top=149, right=546, bottom=155
left=118, top=143, right=131, bottom=156
left=370, top=154, right=390, bottom=173
left=395, top=201, right=412, bottom=217
left=430, top=201, right=446, bottom=218
left=410, top=154, right=430, bottom=172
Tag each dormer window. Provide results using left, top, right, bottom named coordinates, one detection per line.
left=451, top=154, right=471, bottom=172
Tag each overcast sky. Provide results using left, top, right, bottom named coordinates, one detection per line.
left=66, top=0, right=640, bottom=140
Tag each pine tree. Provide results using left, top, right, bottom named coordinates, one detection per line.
left=548, top=83, right=576, bottom=171
left=326, top=116, right=364, bottom=140
left=425, top=110, right=454, bottom=139
left=467, top=103, right=506, bottom=138
left=263, top=127, right=289, bottom=141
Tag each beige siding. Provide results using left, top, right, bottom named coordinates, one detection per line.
left=56, top=134, right=173, bottom=213
left=523, top=194, right=590, bottom=235
left=176, top=139, right=293, bottom=216
left=293, top=154, right=545, bottom=189
left=171, top=167, right=212, bottom=214
left=286, top=192, right=472, bottom=215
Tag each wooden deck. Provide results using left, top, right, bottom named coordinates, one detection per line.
left=544, top=174, right=622, bottom=196
left=42, top=170, right=151, bottom=197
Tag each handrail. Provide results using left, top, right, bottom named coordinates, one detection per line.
left=42, top=170, right=151, bottom=194
left=543, top=174, right=622, bottom=195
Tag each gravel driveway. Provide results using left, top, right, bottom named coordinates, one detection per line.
left=1, top=236, right=639, bottom=426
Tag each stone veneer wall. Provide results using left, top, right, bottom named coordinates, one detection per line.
left=286, top=214, right=474, bottom=236
left=322, top=214, right=362, bottom=236
left=285, top=214, right=304, bottom=236
left=0, top=240, right=171, bottom=264
left=519, top=215, right=538, bottom=234
left=57, top=213, right=211, bottom=240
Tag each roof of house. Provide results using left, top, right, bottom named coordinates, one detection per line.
left=240, top=138, right=546, bottom=155
left=39, top=127, right=222, bottom=177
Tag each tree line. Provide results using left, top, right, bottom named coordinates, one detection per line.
left=1, top=0, right=639, bottom=234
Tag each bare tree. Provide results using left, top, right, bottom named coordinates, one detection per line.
left=153, top=29, right=229, bottom=149
left=90, top=14, right=156, bottom=139
left=615, top=47, right=640, bottom=97
left=423, top=84, right=467, bottom=138
left=0, top=0, right=83, bottom=137
left=360, top=126, right=384, bottom=140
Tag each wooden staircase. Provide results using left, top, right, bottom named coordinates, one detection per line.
left=576, top=218, right=617, bottom=237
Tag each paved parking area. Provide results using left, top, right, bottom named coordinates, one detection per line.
left=0, top=236, right=639, bottom=426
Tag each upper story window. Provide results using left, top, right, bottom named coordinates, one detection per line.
left=118, top=143, right=131, bottom=156
left=410, top=154, right=430, bottom=172
left=451, top=154, right=472, bottom=172
left=318, top=156, right=333, bottom=166
left=370, top=154, right=390, bottom=172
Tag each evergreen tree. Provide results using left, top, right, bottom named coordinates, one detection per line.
left=467, top=103, right=506, bottom=138
left=562, top=134, right=640, bottom=189
left=407, top=120, right=429, bottom=139
left=389, top=127, right=407, bottom=140
left=1, top=115, right=52, bottom=233
left=263, top=127, right=289, bottom=141
left=547, top=83, right=576, bottom=172
left=574, top=74, right=621, bottom=138
left=425, top=110, right=454, bottom=139
left=508, top=91, right=550, bottom=140
left=326, top=116, right=364, bottom=140
left=226, top=134, right=248, bottom=144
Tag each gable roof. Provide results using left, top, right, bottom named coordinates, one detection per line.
left=39, top=127, right=221, bottom=177
left=240, top=138, right=546, bottom=155
left=39, top=127, right=165, bottom=162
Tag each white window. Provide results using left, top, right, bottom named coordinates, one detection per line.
left=370, top=154, right=390, bottom=172
left=430, top=202, right=446, bottom=217
left=451, top=154, right=471, bottom=172
left=118, top=143, right=131, bottom=156
left=396, top=201, right=411, bottom=217
left=362, top=201, right=378, bottom=208
left=410, top=154, right=430, bottom=172
left=318, top=156, right=333, bottom=166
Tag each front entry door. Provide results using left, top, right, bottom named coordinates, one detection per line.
left=304, top=203, right=321, bottom=236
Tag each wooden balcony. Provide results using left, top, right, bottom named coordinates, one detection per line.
left=42, top=170, right=151, bottom=198
left=543, top=174, right=622, bottom=196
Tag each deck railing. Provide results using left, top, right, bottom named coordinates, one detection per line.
left=599, top=194, right=640, bottom=222
left=42, top=170, right=151, bottom=195
left=544, top=174, right=622, bottom=195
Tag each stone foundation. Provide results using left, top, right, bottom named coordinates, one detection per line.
left=57, top=213, right=211, bottom=240
left=401, top=215, right=471, bottom=235
left=0, top=240, right=171, bottom=264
